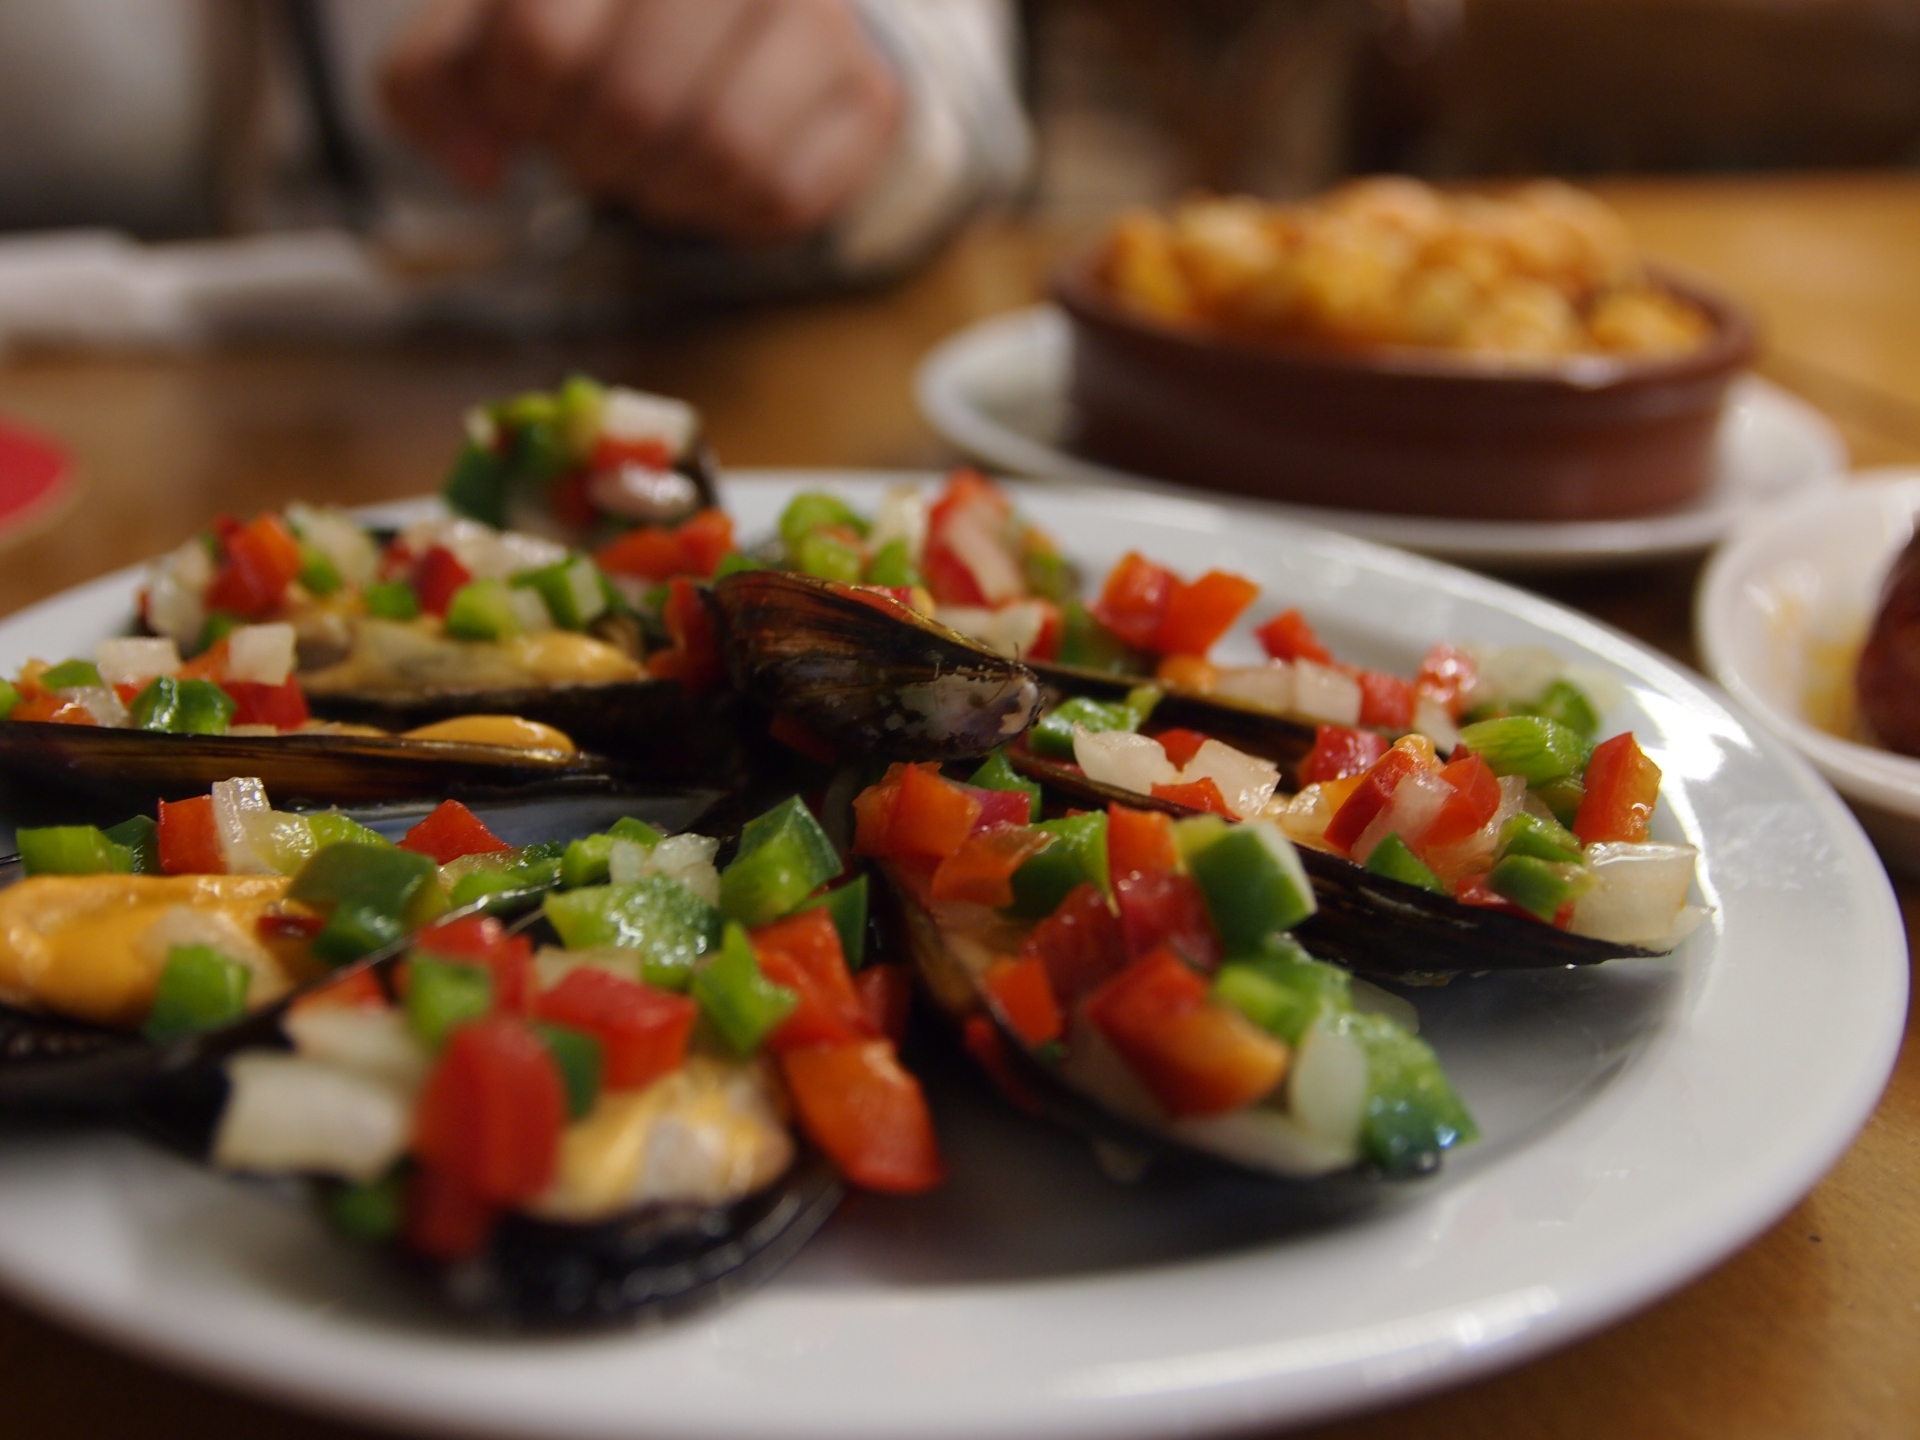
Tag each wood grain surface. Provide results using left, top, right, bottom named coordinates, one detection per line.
left=0, top=172, right=1914, bottom=1439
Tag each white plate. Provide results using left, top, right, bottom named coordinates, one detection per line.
left=916, top=307, right=1848, bottom=571
left=0, top=472, right=1905, bottom=1440
left=1696, top=468, right=1920, bottom=871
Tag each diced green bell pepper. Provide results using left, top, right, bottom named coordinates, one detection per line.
left=864, top=538, right=921, bottom=589
left=1343, top=1011, right=1478, bottom=1175
left=1487, top=854, right=1594, bottom=922
left=513, top=556, right=608, bottom=630
left=406, top=956, right=493, bottom=1048
left=719, top=796, right=842, bottom=928
left=362, top=581, right=421, bottom=621
left=1532, top=774, right=1586, bottom=828
left=197, top=611, right=245, bottom=652
left=1211, top=935, right=1352, bottom=1046
left=445, top=841, right=565, bottom=909
left=129, top=676, right=237, bottom=735
left=693, top=923, right=798, bottom=1054
left=559, top=817, right=665, bottom=889
left=306, top=812, right=392, bottom=850
left=969, top=748, right=1042, bottom=823
left=712, top=552, right=765, bottom=580
left=145, top=944, right=251, bottom=1040
left=0, top=678, right=20, bottom=720
left=1056, top=601, right=1139, bottom=673
left=793, top=874, right=869, bottom=969
left=327, top=1169, right=406, bottom=1242
left=535, top=1023, right=604, bottom=1119
left=1184, top=819, right=1317, bottom=951
left=289, top=844, right=446, bottom=965
left=778, top=492, right=870, bottom=551
left=1498, top=813, right=1584, bottom=865
left=505, top=413, right=573, bottom=489
left=1458, top=715, right=1591, bottom=787
left=1030, top=694, right=1148, bottom=759
left=792, top=528, right=866, bottom=584
left=1527, top=679, right=1601, bottom=742
left=1007, top=813, right=1108, bottom=918
left=555, top=374, right=606, bottom=458
left=542, top=877, right=721, bottom=990
left=17, top=825, right=134, bottom=876
left=103, top=815, right=161, bottom=875
left=1362, top=833, right=1446, bottom=894
left=443, top=440, right=511, bottom=528
left=443, top=579, right=525, bottom=641
left=39, top=659, right=101, bottom=690
left=1022, top=545, right=1077, bottom=603
left=297, top=542, right=343, bottom=596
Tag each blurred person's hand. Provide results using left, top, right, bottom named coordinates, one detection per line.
left=383, top=0, right=904, bottom=243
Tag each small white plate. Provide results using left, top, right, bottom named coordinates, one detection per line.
left=916, top=307, right=1848, bottom=571
left=0, top=472, right=1905, bottom=1440
left=1697, top=469, right=1920, bottom=870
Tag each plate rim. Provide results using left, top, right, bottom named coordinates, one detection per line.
left=914, top=306, right=1848, bottom=570
left=0, top=470, right=1906, bottom=1440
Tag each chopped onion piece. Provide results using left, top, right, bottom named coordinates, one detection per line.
left=599, top=386, right=697, bottom=455
left=213, top=1053, right=412, bottom=1182
left=1424, top=773, right=1529, bottom=879
left=398, top=516, right=568, bottom=582
left=284, top=1007, right=430, bottom=1095
left=95, top=637, right=181, bottom=688
left=585, top=463, right=699, bottom=522
left=942, top=504, right=1026, bottom=605
left=1351, top=768, right=1453, bottom=864
left=211, top=777, right=277, bottom=875
left=1178, top=738, right=1279, bottom=820
left=143, top=538, right=214, bottom=648
left=937, top=600, right=1048, bottom=660
left=135, top=903, right=287, bottom=1004
left=507, top=586, right=556, bottom=635
left=1471, top=645, right=1566, bottom=708
left=1270, top=784, right=1337, bottom=849
left=1288, top=1023, right=1368, bottom=1146
left=63, top=685, right=129, bottom=728
left=645, top=834, right=722, bottom=906
left=1412, top=693, right=1460, bottom=753
left=1293, top=660, right=1363, bottom=725
left=1074, top=727, right=1178, bottom=795
left=285, top=503, right=379, bottom=589
left=1213, top=662, right=1295, bottom=713
left=1568, top=842, right=1701, bottom=945
left=228, top=623, right=297, bottom=685
left=532, top=944, right=648, bottom=993
left=870, top=484, right=929, bottom=560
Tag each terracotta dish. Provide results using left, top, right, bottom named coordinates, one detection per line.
left=1056, top=263, right=1756, bottom=523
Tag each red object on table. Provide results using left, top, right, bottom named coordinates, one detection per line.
left=0, top=418, right=75, bottom=542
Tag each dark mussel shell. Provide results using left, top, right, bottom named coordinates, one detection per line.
left=1031, top=658, right=1323, bottom=772
left=878, top=871, right=1398, bottom=1204
left=710, top=570, right=1042, bottom=760
left=1009, top=747, right=1661, bottom=975
left=303, top=678, right=745, bottom=785
left=0, top=721, right=624, bottom=812
left=425, top=1151, right=844, bottom=1330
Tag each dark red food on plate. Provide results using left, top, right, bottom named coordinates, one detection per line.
left=1857, top=530, right=1920, bottom=755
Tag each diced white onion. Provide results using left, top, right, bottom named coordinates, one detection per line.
left=1213, top=662, right=1295, bottom=713
left=143, top=538, right=214, bottom=648
left=869, top=484, right=929, bottom=561
left=213, top=1053, right=412, bottom=1182
left=237, top=810, right=317, bottom=876
left=1269, top=784, right=1336, bottom=849
left=284, top=1007, right=431, bottom=1096
left=1411, top=693, right=1459, bottom=753
left=1287, top=1023, right=1369, bottom=1146
left=1423, top=773, right=1529, bottom=878
left=1177, top=738, right=1279, bottom=820
left=95, top=637, right=181, bottom=687
left=463, top=406, right=497, bottom=450
left=507, top=586, right=555, bottom=635
left=936, top=600, right=1049, bottom=660
left=607, top=838, right=651, bottom=886
left=1292, top=660, right=1363, bottom=725
left=284, top=503, right=379, bottom=589
left=397, top=516, right=568, bottom=583
left=1471, top=645, right=1566, bottom=708
left=644, top=834, right=722, bottom=906
left=1351, top=768, right=1454, bottom=864
left=942, top=504, right=1026, bottom=605
left=135, top=903, right=287, bottom=1004
left=211, top=776, right=277, bottom=875
left=585, top=463, right=700, bottom=522
left=227, top=623, right=297, bottom=686
left=1349, top=977, right=1419, bottom=1033
left=63, top=685, right=129, bottom=728
left=1568, top=842, right=1701, bottom=945
left=599, top=386, right=697, bottom=455
left=531, top=944, right=645, bottom=993
left=1073, top=727, right=1178, bottom=794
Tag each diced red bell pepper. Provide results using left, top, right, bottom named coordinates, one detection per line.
left=646, top=577, right=726, bottom=694
left=781, top=1041, right=945, bottom=1193
left=923, top=543, right=989, bottom=608
left=1150, top=776, right=1236, bottom=817
left=752, top=908, right=874, bottom=1052
left=1029, top=602, right=1063, bottom=663
left=982, top=955, right=1063, bottom=1046
left=1255, top=608, right=1334, bottom=665
left=1424, top=752, right=1503, bottom=850
left=1154, top=570, right=1259, bottom=657
left=1107, top=803, right=1177, bottom=884
left=412, top=545, right=474, bottom=619
left=224, top=678, right=310, bottom=731
left=852, top=770, right=903, bottom=856
left=177, top=638, right=230, bottom=683
left=922, top=471, right=1014, bottom=608
left=157, top=794, right=225, bottom=874
left=1019, top=882, right=1127, bottom=1007
left=854, top=963, right=912, bottom=1048
left=1454, top=874, right=1537, bottom=920
left=288, top=965, right=386, bottom=1015
left=766, top=710, right=840, bottom=766
left=1299, top=724, right=1390, bottom=787
left=399, top=799, right=512, bottom=865
left=404, top=1165, right=497, bottom=1261
left=1152, top=728, right=1209, bottom=770
left=205, top=515, right=303, bottom=618
left=1323, top=745, right=1431, bottom=854
left=413, top=1015, right=567, bottom=1206
left=1114, top=870, right=1223, bottom=970
left=531, top=966, right=698, bottom=1089
left=6, top=694, right=94, bottom=724
left=1574, top=733, right=1662, bottom=845
left=1355, top=669, right=1414, bottom=729
left=877, top=763, right=982, bottom=862
left=967, top=786, right=1034, bottom=833
left=960, top=1015, right=1045, bottom=1116
left=1414, top=643, right=1478, bottom=718
left=1083, top=947, right=1288, bottom=1118
left=590, top=435, right=675, bottom=471
left=418, top=914, right=533, bottom=1013
left=929, top=824, right=1053, bottom=908
left=594, top=524, right=685, bottom=581
left=673, top=508, right=735, bottom=577
left=1092, top=552, right=1177, bottom=651
left=549, top=470, right=599, bottom=530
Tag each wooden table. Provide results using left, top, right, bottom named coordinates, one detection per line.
left=0, top=173, right=1914, bottom=1439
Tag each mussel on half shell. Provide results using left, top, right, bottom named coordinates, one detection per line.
left=710, top=570, right=1043, bottom=760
